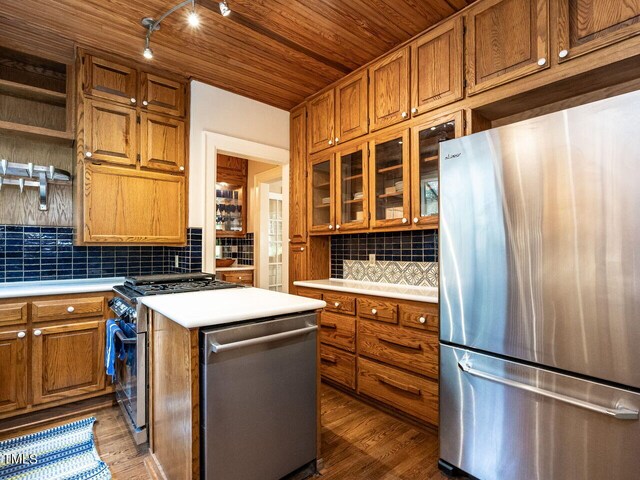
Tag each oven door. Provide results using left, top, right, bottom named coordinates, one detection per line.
left=115, top=323, right=147, bottom=444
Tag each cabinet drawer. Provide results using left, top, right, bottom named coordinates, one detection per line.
left=32, top=297, right=104, bottom=322
left=324, top=293, right=355, bottom=315
left=358, top=319, right=438, bottom=379
left=296, top=287, right=323, bottom=300
left=358, top=357, right=438, bottom=425
left=320, top=344, right=356, bottom=390
left=0, top=302, right=27, bottom=327
left=399, top=303, right=438, bottom=333
left=358, top=297, right=398, bottom=323
left=320, top=311, right=355, bottom=352
left=221, top=271, right=253, bottom=285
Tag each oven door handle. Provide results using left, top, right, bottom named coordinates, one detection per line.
left=210, top=325, right=317, bottom=354
left=115, top=329, right=137, bottom=345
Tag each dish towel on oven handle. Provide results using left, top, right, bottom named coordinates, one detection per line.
left=105, top=319, right=125, bottom=381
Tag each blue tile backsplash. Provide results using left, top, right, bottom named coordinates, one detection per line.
left=216, top=233, right=254, bottom=265
left=330, top=230, right=438, bottom=279
left=0, top=225, right=203, bottom=283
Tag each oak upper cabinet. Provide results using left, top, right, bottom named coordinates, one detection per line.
left=411, top=17, right=464, bottom=116
left=81, top=163, right=186, bottom=244
left=140, top=112, right=185, bottom=173
left=308, top=89, right=335, bottom=153
left=83, top=55, right=138, bottom=106
left=335, top=70, right=368, bottom=145
left=83, top=99, right=137, bottom=166
left=32, top=320, right=106, bottom=405
left=556, top=0, right=640, bottom=62
left=141, top=72, right=185, bottom=117
left=410, top=111, right=463, bottom=228
left=308, top=152, right=335, bottom=233
left=368, top=47, right=410, bottom=132
left=289, top=106, right=307, bottom=244
left=370, top=128, right=411, bottom=229
left=0, top=330, right=28, bottom=414
left=465, top=0, right=549, bottom=95
left=336, top=142, right=369, bottom=232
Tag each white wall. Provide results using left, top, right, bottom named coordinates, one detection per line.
left=189, top=80, right=290, bottom=227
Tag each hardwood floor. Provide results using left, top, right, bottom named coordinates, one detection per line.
left=0, top=385, right=448, bottom=480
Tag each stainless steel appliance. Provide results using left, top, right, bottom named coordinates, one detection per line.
left=200, top=313, right=318, bottom=479
left=110, top=273, right=240, bottom=445
left=439, top=91, right=640, bottom=479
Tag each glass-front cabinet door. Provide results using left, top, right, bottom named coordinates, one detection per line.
left=410, top=111, right=463, bottom=227
left=336, top=143, right=368, bottom=231
left=370, top=129, right=410, bottom=228
left=216, top=181, right=245, bottom=237
left=308, top=153, right=335, bottom=233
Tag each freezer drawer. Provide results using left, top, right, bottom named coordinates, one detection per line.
left=440, top=344, right=640, bottom=480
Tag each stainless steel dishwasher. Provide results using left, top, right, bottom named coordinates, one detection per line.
left=200, top=312, right=318, bottom=480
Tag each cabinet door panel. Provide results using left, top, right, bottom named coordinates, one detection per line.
left=336, top=143, right=369, bottom=231
left=32, top=321, right=106, bottom=405
left=557, top=0, right=640, bottom=61
left=308, top=90, right=335, bottom=153
left=308, top=153, right=335, bottom=233
left=0, top=330, right=27, bottom=414
left=83, top=55, right=137, bottom=105
left=369, top=47, right=410, bottom=131
left=141, top=73, right=185, bottom=117
left=84, top=99, right=137, bottom=165
left=411, top=17, right=463, bottom=116
left=289, top=106, right=307, bottom=244
left=82, top=163, right=186, bottom=244
left=466, top=0, right=549, bottom=94
left=289, top=244, right=309, bottom=294
left=335, top=71, right=368, bottom=144
left=140, top=113, right=185, bottom=173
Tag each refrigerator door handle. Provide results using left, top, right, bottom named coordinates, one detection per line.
left=459, top=358, right=639, bottom=420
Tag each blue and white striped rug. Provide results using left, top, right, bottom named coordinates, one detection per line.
left=0, top=417, right=111, bottom=480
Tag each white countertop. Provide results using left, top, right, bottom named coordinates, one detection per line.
left=140, top=287, right=326, bottom=329
left=216, top=266, right=255, bottom=272
left=293, top=279, right=438, bottom=303
left=0, top=277, right=124, bottom=299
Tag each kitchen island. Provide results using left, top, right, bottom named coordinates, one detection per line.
left=139, top=287, right=325, bottom=480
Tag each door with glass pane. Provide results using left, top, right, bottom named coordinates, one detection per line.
left=336, top=143, right=369, bottom=231
left=369, top=129, right=410, bottom=228
left=410, top=111, right=463, bottom=227
left=267, top=193, right=284, bottom=291
left=308, top=153, right=335, bottom=233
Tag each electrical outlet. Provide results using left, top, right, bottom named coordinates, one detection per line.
left=174, top=255, right=179, bottom=269
left=369, top=254, right=376, bottom=264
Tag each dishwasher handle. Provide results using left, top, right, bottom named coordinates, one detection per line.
left=210, top=324, right=317, bottom=354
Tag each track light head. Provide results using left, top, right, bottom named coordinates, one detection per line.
left=143, top=47, right=154, bottom=59
left=219, top=1, right=231, bottom=17
left=187, top=10, right=200, bottom=26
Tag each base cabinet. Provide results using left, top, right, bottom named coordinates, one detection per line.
left=0, top=330, right=28, bottom=414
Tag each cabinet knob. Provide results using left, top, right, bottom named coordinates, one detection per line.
left=334, top=302, right=341, bottom=307
left=17, top=331, right=26, bottom=339
left=179, top=166, right=185, bottom=171
left=85, top=151, right=93, bottom=158
left=328, top=139, right=333, bottom=145
left=130, top=97, right=137, bottom=104
left=67, top=306, right=75, bottom=313
left=559, top=49, right=569, bottom=59
left=401, top=217, right=408, bottom=224
left=537, top=57, right=547, bottom=66
left=411, top=107, right=418, bottom=114
left=335, top=224, right=341, bottom=230
left=142, top=100, right=149, bottom=106
left=371, top=308, right=377, bottom=315
left=238, top=276, right=243, bottom=280
left=413, top=217, right=419, bottom=224
left=328, top=225, right=334, bottom=230
left=335, top=137, right=340, bottom=143
left=419, top=316, right=426, bottom=324
left=300, top=247, right=305, bottom=252
left=401, top=111, right=408, bottom=118
left=34, top=329, right=42, bottom=336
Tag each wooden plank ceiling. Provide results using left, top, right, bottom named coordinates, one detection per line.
left=0, top=0, right=474, bottom=110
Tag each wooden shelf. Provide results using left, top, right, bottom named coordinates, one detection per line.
left=378, top=191, right=404, bottom=199
left=0, top=79, right=66, bottom=106
left=344, top=198, right=364, bottom=204
left=315, top=203, right=331, bottom=209
left=314, top=181, right=331, bottom=188
left=0, top=120, right=73, bottom=144
left=343, top=173, right=363, bottom=181
left=377, top=164, right=403, bottom=174
left=421, top=155, right=438, bottom=163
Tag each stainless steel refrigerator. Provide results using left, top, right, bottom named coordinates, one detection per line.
left=439, top=91, right=640, bottom=480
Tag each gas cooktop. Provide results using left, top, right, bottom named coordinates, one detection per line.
left=114, top=273, right=242, bottom=299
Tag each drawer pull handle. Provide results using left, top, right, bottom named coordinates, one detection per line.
left=334, top=302, right=341, bottom=308
left=418, top=316, right=426, bottom=324
left=371, top=308, right=377, bottom=315
left=321, top=322, right=338, bottom=330
left=67, top=306, right=75, bottom=313
left=379, top=336, right=422, bottom=351
left=377, top=374, right=421, bottom=396
left=321, top=354, right=337, bottom=364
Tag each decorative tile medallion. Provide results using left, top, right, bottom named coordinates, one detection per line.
left=343, top=259, right=438, bottom=287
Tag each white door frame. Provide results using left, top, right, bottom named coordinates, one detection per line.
left=202, top=131, right=290, bottom=275
left=256, top=176, right=286, bottom=290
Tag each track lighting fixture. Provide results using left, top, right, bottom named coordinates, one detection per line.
left=219, top=1, right=231, bottom=17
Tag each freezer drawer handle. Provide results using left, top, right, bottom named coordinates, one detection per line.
left=210, top=325, right=317, bottom=353
left=459, top=359, right=639, bottom=420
